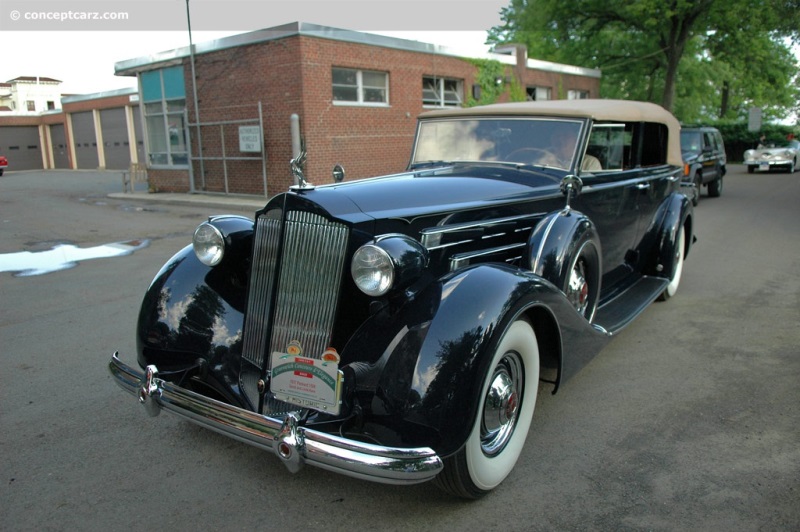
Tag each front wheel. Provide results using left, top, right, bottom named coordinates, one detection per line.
left=707, top=176, right=723, bottom=197
left=658, top=226, right=685, bottom=301
left=434, top=318, right=540, bottom=499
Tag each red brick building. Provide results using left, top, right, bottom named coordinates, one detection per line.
left=0, top=87, right=143, bottom=173
left=115, top=22, right=601, bottom=196
left=0, top=23, right=600, bottom=196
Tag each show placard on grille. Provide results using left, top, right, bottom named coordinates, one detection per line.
left=270, top=352, right=342, bottom=415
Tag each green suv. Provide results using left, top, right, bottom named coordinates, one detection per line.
left=680, top=126, right=727, bottom=205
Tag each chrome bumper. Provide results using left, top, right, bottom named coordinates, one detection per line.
left=109, top=352, right=443, bottom=485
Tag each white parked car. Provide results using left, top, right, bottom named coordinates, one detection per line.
left=744, top=139, right=799, bottom=174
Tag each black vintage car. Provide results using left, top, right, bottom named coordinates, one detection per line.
left=110, top=99, right=694, bottom=499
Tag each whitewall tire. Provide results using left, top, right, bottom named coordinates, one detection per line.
left=435, top=318, right=540, bottom=498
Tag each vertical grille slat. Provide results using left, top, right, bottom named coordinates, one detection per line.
left=240, top=209, right=349, bottom=413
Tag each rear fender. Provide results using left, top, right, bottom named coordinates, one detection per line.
left=645, top=192, right=693, bottom=279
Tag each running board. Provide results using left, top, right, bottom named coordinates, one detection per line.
left=594, top=276, right=669, bottom=336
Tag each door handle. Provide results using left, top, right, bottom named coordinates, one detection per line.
left=635, top=183, right=650, bottom=190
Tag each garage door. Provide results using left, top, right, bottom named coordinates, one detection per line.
left=0, top=126, right=43, bottom=171
left=50, top=124, right=71, bottom=169
left=100, top=108, right=131, bottom=170
left=71, top=111, right=99, bottom=169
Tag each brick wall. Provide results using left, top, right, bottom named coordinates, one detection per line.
left=149, top=34, right=601, bottom=195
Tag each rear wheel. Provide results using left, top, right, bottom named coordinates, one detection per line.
left=659, top=226, right=685, bottom=301
left=434, top=319, right=540, bottom=499
left=747, top=166, right=755, bottom=174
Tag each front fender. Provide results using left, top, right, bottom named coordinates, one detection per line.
left=351, top=263, right=608, bottom=457
left=136, top=243, right=250, bottom=407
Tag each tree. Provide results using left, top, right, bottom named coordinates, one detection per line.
left=489, top=0, right=799, bottom=122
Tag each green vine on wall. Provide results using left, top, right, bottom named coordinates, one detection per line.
left=464, top=58, right=528, bottom=106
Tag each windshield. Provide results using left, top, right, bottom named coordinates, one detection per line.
left=680, top=131, right=703, bottom=153
left=412, top=118, right=584, bottom=170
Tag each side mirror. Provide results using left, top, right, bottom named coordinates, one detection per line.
left=560, top=175, right=583, bottom=210
left=332, top=164, right=345, bottom=183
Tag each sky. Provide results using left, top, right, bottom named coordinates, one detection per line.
left=1, top=0, right=507, bottom=95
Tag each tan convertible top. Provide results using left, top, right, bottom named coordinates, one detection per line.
left=421, top=99, right=683, bottom=167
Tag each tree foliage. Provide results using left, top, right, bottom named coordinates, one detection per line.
left=488, top=0, right=800, bottom=123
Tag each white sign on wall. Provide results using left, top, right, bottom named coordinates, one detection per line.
left=239, top=125, right=262, bottom=153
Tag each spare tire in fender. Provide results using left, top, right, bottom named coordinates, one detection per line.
left=527, top=209, right=602, bottom=322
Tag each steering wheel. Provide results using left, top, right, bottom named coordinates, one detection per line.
left=505, top=148, right=560, bottom=167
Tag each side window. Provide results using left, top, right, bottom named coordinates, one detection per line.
left=703, top=132, right=715, bottom=151
left=639, top=122, right=669, bottom=166
left=587, top=123, right=628, bottom=171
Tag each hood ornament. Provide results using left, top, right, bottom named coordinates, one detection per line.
left=290, top=142, right=314, bottom=191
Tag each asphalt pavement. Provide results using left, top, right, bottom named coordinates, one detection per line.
left=1, top=167, right=798, bottom=531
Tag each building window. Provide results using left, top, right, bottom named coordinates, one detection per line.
left=47, top=101, right=55, bottom=110
left=423, top=77, right=463, bottom=107
left=568, top=90, right=589, bottom=100
left=332, top=68, right=388, bottom=105
left=140, top=66, right=188, bottom=166
left=26, top=100, right=35, bottom=111
left=526, top=87, right=551, bottom=101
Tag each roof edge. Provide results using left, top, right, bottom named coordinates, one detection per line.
left=114, top=22, right=601, bottom=79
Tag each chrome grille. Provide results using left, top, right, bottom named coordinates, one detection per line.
left=270, top=211, right=349, bottom=362
left=241, top=212, right=283, bottom=369
left=240, top=209, right=349, bottom=412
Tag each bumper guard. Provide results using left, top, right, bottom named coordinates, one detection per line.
left=109, top=352, right=443, bottom=485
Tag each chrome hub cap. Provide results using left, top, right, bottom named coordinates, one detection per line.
left=567, top=260, right=589, bottom=315
left=482, top=352, right=524, bottom=456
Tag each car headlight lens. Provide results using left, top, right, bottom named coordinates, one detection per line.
left=351, top=235, right=428, bottom=297
left=193, top=222, right=225, bottom=266
left=352, top=244, right=394, bottom=296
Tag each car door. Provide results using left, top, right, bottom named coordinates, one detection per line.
left=574, top=123, right=641, bottom=294
left=629, top=122, right=680, bottom=271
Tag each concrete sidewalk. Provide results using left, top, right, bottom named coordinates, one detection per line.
left=107, top=191, right=267, bottom=211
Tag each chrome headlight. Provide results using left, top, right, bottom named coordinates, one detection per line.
left=193, top=222, right=225, bottom=266
left=352, top=244, right=394, bottom=296
left=351, top=235, right=428, bottom=297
